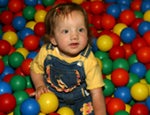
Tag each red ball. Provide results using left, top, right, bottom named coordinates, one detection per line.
left=34, top=22, right=46, bottom=37
left=0, top=93, right=16, bottom=113
left=108, top=32, right=121, bottom=47
left=23, top=35, right=40, bottom=51
left=130, top=0, right=142, bottom=11
left=111, top=68, right=129, bottom=87
left=3, top=74, right=14, bottom=83
left=107, top=97, right=125, bottom=115
left=123, top=44, right=134, bottom=59
left=90, top=1, right=105, bottom=14
left=15, top=67, right=25, bottom=76
left=109, top=45, right=125, bottom=60
left=0, top=10, right=13, bottom=25
left=8, top=0, right=24, bottom=13
left=91, top=15, right=102, bottom=29
left=119, top=9, right=135, bottom=26
left=0, top=59, right=4, bottom=74
left=101, top=14, right=116, bottom=30
left=143, top=31, right=150, bottom=46
left=25, top=88, right=35, bottom=96
left=136, top=46, right=150, bottom=64
left=131, top=18, right=143, bottom=32
left=81, top=1, right=91, bottom=13
left=2, top=25, right=16, bottom=32
left=131, top=37, right=148, bottom=52
left=21, top=58, right=33, bottom=75
left=0, top=40, right=11, bottom=56
left=130, top=103, right=149, bottom=115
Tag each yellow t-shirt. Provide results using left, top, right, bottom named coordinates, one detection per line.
left=30, top=44, right=105, bottom=90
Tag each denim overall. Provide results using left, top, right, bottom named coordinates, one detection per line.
left=43, top=44, right=94, bottom=115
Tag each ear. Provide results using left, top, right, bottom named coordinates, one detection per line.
left=50, top=37, right=57, bottom=46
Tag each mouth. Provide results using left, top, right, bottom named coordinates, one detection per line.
left=69, top=43, right=79, bottom=48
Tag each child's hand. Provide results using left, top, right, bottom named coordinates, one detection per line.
left=30, top=85, right=51, bottom=100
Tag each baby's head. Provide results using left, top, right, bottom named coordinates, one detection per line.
left=43, top=3, right=91, bottom=43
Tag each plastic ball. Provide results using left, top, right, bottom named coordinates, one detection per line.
left=42, top=0, right=55, bottom=6
left=19, top=28, right=34, bottom=40
left=130, top=0, right=142, bottom=11
left=130, top=103, right=149, bottom=115
left=20, top=58, right=33, bottom=75
left=25, top=21, right=36, bottom=30
left=101, top=58, right=113, bottom=75
left=144, top=10, right=150, bottom=22
left=20, top=98, right=40, bottom=115
left=90, top=1, right=105, bottom=14
left=8, top=52, right=24, bottom=68
left=145, top=70, right=150, bottom=84
left=106, top=97, right=125, bottom=115
left=136, top=46, right=150, bottom=63
left=109, top=45, right=125, bottom=60
left=23, top=6, right=36, bottom=20
left=103, top=78, right=115, bottom=96
left=123, top=44, right=134, bottom=59
left=0, top=40, right=11, bottom=56
left=12, top=16, right=26, bottom=31
left=16, top=47, right=29, bottom=59
left=23, top=35, right=39, bottom=51
left=113, top=58, right=129, bottom=71
left=2, top=31, right=18, bottom=46
left=0, top=81, right=12, bottom=94
left=57, top=106, right=74, bottom=115
left=38, top=92, right=59, bottom=114
left=13, top=91, right=29, bottom=105
left=0, top=10, right=13, bottom=25
left=96, top=35, right=113, bottom=52
left=9, top=75, right=26, bottom=91
left=0, top=93, right=16, bottom=113
left=106, top=4, right=121, bottom=18
left=0, top=59, right=4, bottom=74
left=129, top=62, right=146, bottom=79
left=14, top=39, right=23, bottom=49
left=143, top=31, right=150, bottom=46
left=0, top=66, right=14, bottom=80
left=72, top=0, right=84, bottom=4
left=24, top=0, right=37, bottom=6
left=81, top=1, right=91, bottom=13
left=114, top=87, right=132, bottom=103
left=27, top=51, right=38, bottom=59
left=131, top=82, right=149, bottom=101
left=138, top=21, right=150, bottom=36
left=34, top=22, right=46, bottom=36
left=111, top=68, right=129, bottom=87
left=113, top=23, right=127, bottom=36
left=145, top=96, right=150, bottom=110
left=94, top=50, right=109, bottom=60
left=91, top=15, right=102, bottom=30
left=101, top=14, right=116, bottom=30
left=108, top=32, right=121, bottom=47
left=34, top=10, right=47, bottom=22
left=0, top=0, right=8, bottom=7
left=119, top=9, right=135, bottom=26
left=8, top=0, right=23, bottom=13
left=120, top=27, right=136, bottom=43
left=131, top=18, right=143, bottom=32
left=141, top=1, right=150, bottom=13
left=115, top=110, right=129, bottom=115
left=134, top=11, right=143, bottom=18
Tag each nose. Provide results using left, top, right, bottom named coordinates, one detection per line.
left=70, top=31, right=78, bottom=40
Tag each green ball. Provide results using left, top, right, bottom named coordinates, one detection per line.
left=145, top=70, right=150, bottom=84
left=113, top=58, right=129, bottom=71
left=128, top=54, right=138, bottom=65
left=115, top=110, right=129, bottom=115
left=14, top=105, right=21, bottom=115
left=42, top=0, right=55, bottom=6
left=25, top=76, right=33, bottom=88
left=2, top=55, right=9, bottom=66
left=134, top=11, right=143, bottom=18
left=102, top=58, right=113, bottom=75
left=126, top=73, right=140, bottom=88
left=103, top=78, right=115, bottom=96
left=94, top=50, right=109, bottom=60
left=10, top=75, right=26, bottom=91
left=13, top=91, right=29, bottom=105
left=8, top=52, right=24, bottom=68
left=14, top=39, right=23, bottom=49
left=23, top=6, right=36, bottom=20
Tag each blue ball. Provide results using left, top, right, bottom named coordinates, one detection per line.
left=106, top=4, right=121, bottom=18
left=120, top=27, right=136, bottom=43
left=27, top=51, right=37, bottom=59
left=12, top=16, right=26, bottom=31
left=129, top=62, right=146, bottom=79
left=0, top=0, right=8, bottom=7
left=114, top=87, right=132, bottom=103
left=138, top=21, right=150, bottom=35
left=116, top=0, right=131, bottom=6
left=24, top=0, right=37, bottom=6
left=104, top=0, right=116, bottom=3
left=141, top=1, right=150, bottom=13
left=146, top=96, right=150, bottom=110
left=0, top=81, right=12, bottom=94
left=0, top=66, right=14, bottom=80
left=20, top=98, right=40, bottom=115
left=18, top=28, right=34, bottom=40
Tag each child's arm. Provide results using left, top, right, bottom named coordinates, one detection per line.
left=30, top=70, right=50, bottom=99
left=90, top=88, right=107, bottom=115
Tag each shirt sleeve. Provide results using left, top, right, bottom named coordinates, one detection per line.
left=84, top=52, right=105, bottom=90
left=30, top=44, right=47, bottom=74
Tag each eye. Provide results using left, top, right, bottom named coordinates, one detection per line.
left=62, top=29, right=69, bottom=34
left=79, top=28, right=85, bottom=33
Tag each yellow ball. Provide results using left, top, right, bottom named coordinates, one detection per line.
left=34, top=10, right=47, bottom=22
left=57, top=106, right=74, bottom=115
left=113, top=23, right=127, bottom=36
left=72, top=0, right=84, bottom=4
left=16, top=47, right=29, bottom=59
left=125, top=104, right=131, bottom=113
left=144, top=10, right=150, bottom=22
left=96, top=35, right=113, bottom=52
left=26, top=21, right=36, bottom=30
left=38, top=92, right=59, bottom=114
left=131, top=82, right=149, bottom=101
left=2, top=31, right=18, bottom=45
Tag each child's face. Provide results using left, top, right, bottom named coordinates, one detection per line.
left=51, top=11, right=88, bottom=58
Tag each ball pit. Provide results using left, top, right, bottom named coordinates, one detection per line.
left=0, top=0, right=150, bottom=115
